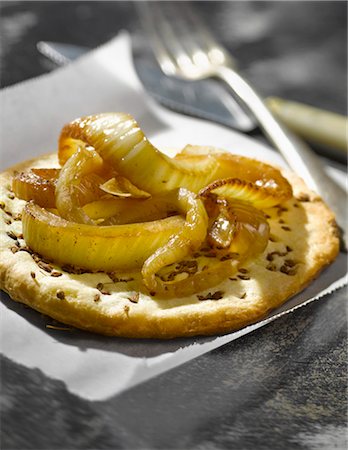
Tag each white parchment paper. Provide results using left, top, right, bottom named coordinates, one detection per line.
left=1, top=33, right=347, bottom=401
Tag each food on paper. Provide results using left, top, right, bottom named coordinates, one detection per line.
left=0, top=113, right=339, bottom=338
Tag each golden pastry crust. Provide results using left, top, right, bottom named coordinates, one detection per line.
left=0, top=153, right=340, bottom=338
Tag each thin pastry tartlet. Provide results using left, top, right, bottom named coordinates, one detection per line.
left=0, top=113, right=339, bottom=338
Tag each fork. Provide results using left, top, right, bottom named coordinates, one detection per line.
left=137, top=1, right=347, bottom=249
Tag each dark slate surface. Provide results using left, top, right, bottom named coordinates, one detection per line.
left=1, top=2, right=347, bottom=449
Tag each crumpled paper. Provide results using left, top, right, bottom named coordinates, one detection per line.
left=1, top=33, right=346, bottom=401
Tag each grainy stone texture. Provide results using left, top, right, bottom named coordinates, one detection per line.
left=0, top=1, right=347, bottom=449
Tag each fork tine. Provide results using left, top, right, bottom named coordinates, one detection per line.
left=136, top=2, right=177, bottom=76
left=161, top=2, right=212, bottom=70
left=137, top=1, right=212, bottom=76
left=142, top=1, right=235, bottom=74
left=180, top=2, right=236, bottom=67
left=153, top=2, right=196, bottom=73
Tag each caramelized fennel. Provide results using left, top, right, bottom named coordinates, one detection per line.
left=16, top=112, right=293, bottom=297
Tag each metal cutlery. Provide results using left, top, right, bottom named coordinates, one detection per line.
left=36, top=41, right=90, bottom=66
left=137, top=1, right=347, bottom=249
left=37, top=41, right=347, bottom=161
left=37, top=40, right=256, bottom=133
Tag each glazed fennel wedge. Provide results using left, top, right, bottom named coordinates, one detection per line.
left=16, top=112, right=290, bottom=296
left=1, top=112, right=339, bottom=338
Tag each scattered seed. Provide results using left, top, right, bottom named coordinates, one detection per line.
left=240, top=293, right=247, bottom=299
left=266, top=251, right=288, bottom=261
left=61, top=264, right=88, bottom=275
left=93, top=293, right=101, bottom=303
left=203, top=251, right=217, bottom=258
left=284, top=259, right=296, bottom=267
left=108, top=272, right=134, bottom=283
left=50, top=271, right=63, bottom=277
left=238, top=275, right=250, bottom=280
left=127, top=292, right=140, bottom=303
left=220, top=253, right=235, bottom=261
left=280, top=265, right=297, bottom=276
left=4, top=218, right=11, bottom=225
left=238, top=268, right=249, bottom=274
left=197, top=290, right=224, bottom=301
left=297, top=193, right=310, bottom=202
left=281, top=226, right=291, bottom=231
left=37, top=261, right=53, bottom=273
left=18, top=246, right=32, bottom=254
left=96, top=282, right=104, bottom=291
left=6, top=231, right=17, bottom=240
left=276, top=206, right=288, bottom=216
left=56, top=290, right=65, bottom=300
left=266, top=263, right=277, bottom=272
left=0, top=201, right=5, bottom=209
left=7, top=193, right=15, bottom=200
left=10, top=246, right=19, bottom=254
left=30, top=271, right=36, bottom=279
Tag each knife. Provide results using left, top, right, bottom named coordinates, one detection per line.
left=37, top=41, right=347, bottom=163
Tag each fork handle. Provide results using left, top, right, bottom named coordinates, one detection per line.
left=216, top=65, right=347, bottom=246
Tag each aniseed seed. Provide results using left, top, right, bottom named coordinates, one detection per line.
left=19, top=246, right=32, bottom=254
left=6, top=231, right=17, bottom=240
left=37, top=261, right=53, bottom=273
left=56, top=290, right=65, bottom=300
left=96, top=282, right=104, bottom=291
left=127, top=292, right=140, bottom=303
left=100, top=290, right=111, bottom=296
left=50, top=271, right=63, bottom=277
left=238, top=275, right=250, bottom=280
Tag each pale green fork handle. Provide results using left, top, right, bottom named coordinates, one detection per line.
left=267, top=97, right=348, bottom=154
left=216, top=66, right=347, bottom=248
